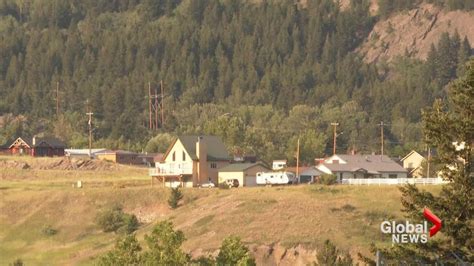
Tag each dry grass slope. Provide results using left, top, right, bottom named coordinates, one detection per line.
left=0, top=156, right=442, bottom=265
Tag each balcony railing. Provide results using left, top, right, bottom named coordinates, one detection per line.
left=149, top=162, right=193, bottom=176
left=341, top=177, right=448, bottom=185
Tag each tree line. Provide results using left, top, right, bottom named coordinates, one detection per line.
left=0, top=0, right=472, bottom=163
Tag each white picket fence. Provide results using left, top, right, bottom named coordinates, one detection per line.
left=341, top=178, right=448, bottom=185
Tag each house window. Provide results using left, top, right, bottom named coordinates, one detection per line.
left=332, top=160, right=339, bottom=164
left=172, top=151, right=176, bottom=161
left=389, top=174, right=397, bottom=178
left=210, top=162, right=217, bottom=169
left=408, top=162, right=413, bottom=168
left=182, top=151, right=186, bottom=161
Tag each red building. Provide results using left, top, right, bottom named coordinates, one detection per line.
left=8, top=136, right=65, bottom=157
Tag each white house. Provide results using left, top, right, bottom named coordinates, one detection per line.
left=316, top=154, right=408, bottom=182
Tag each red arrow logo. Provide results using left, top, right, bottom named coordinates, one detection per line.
left=424, top=208, right=442, bottom=237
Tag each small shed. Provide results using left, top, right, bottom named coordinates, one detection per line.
left=299, top=167, right=324, bottom=183
left=96, top=150, right=141, bottom=165
left=218, top=163, right=270, bottom=187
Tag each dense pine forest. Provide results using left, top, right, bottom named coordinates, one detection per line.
left=0, top=0, right=472, bottom=163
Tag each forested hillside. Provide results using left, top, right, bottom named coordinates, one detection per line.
left=0, top=0, right=472, bottom=162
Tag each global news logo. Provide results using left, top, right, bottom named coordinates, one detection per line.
left=380, top=208, right=442, bottom=244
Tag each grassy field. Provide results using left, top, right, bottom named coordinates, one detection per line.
left=0, top=156, right=442, bottom=265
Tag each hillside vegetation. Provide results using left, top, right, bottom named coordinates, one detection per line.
left=0, top=0, right=472, bottom=162
left=0, top=156, right=444, bottom=265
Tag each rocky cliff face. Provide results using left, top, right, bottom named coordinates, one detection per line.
left=358, top=3, right=474, bottom=63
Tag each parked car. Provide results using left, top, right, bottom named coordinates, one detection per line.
left=225, top=179, right=239, bottom=188
left=200, top=182, right=216, bottom=188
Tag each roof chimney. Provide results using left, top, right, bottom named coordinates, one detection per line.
left=32, top=136, right=36, bottom=146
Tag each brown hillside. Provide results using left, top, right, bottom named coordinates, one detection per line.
left=358, top=3, right=474, bottom=63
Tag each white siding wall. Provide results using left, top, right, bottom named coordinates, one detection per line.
left=164, top=140, right=192, bottom=164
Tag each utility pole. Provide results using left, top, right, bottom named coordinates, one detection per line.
left=56, top=81, right=60, bottom=117
left=378, top=121, right=386, bottom=156
left=160, top=79, right=164, bottom=128
left=148, top=82, right=152, bottom=130
left=86, top=100, right=93, bottom=159
left=426, top=147, right=431, bottom=178
left=331, top=122, right=339, bottom=155
left=296, top=138, right=300, bottom=180
left=154, top=85, right=159, bottom=130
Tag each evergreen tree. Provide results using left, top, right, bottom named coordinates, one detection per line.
left=374, top=59, right=473, bottom=264
left=168, top=187, right=183, bottom=209
left=456, top=36, right=472, bottom=77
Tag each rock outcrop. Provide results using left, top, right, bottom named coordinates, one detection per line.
left=358, top=3, right=474, bottom=63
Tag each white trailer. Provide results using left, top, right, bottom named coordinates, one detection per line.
left=256, top=171, right=296, bottom=185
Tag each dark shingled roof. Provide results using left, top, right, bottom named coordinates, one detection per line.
left=178, top=135, right=230, bottom=161
left=10, top=136, right=66, bottom=148
left=219, top=163, right=269, bottom=172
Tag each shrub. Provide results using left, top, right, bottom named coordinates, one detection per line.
left=216, top=236, right=256, bottom=266
left=190, top=255, right=215, bottom=266
left=364, top=210, right=394, bottom=224
left=98, top=234, right=142, bottom=266
left=99, top=221, right=190, bottom=265
left=142, top=221, right=190, bottom=265
left=341, top=204, right=356, bottom=212
left=319, top=174, right=338, bottom=185
left=168, top=187, right=183, bottom=209
left=41, top=225, right=58, bottom=236
left=315, top=239, right=353, bottom=266
left=10, top=259, right=23, bottom=266
left=96, top=204, right=139, bottom=233
left=119, top=213, right=139, bottom=234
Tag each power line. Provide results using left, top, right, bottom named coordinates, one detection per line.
left=146, top=81, right=165, bottom=130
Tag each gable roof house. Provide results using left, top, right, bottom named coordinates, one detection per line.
left=149, top=135, right=231, bottom=187
left=8, top=136, right=65, bottom=157
left=316, top=154, right=407, bottom=182
left=400, top=150, right=427, bottom=178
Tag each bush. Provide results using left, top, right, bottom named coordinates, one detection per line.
left=120, top=213, right=139, bottom=234
left=168, top=187, right=183, bottom=209
left=97, top=222, right=256, bottom=266
left=341, top=204, right=356, bottom=212
left=96, top=204, right=139, bottom=233
left=319, top=174, right=338, bottom=185
left=142, top=221, right=190, bottom=265
left=41, top=225, right=58, bottom=236
left=315, top=239, right=353, bottom=266
left=98, top=234, right=142, bottom=266
left=216, top=236, right=256, bottom=266
left=99, top=221, right=190, bottom=265
left=190, top=255, right=215, bottom=266
left=10, top=259, right=23, bottom=266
